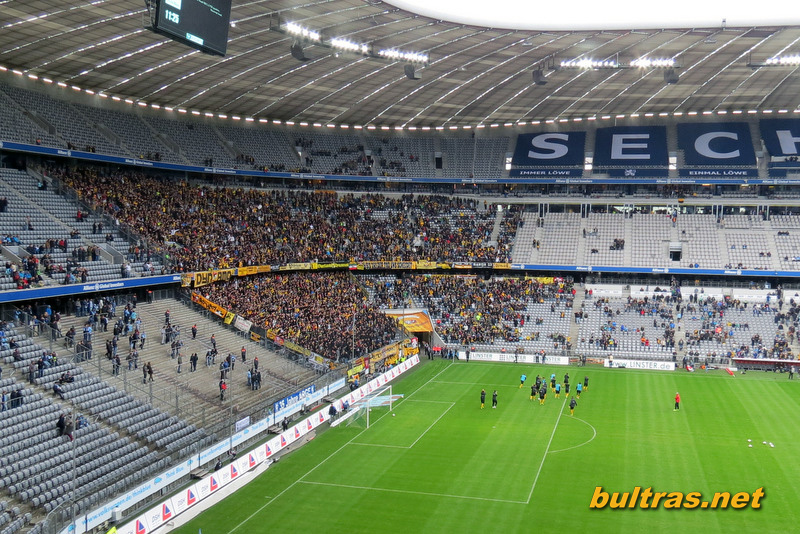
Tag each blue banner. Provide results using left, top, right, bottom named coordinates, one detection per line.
left=508, top=168, right=584, bottom=177
left=0, top=274, right=182, bottom=303
left=760, top=119, right=800, bottom=157
left=273, top=385, right=316, bottom=413
left=678, top=168, right=759, bottom=178
left=677, top=122, right=756, bottom=165
left=511, top=131, right=586, bottom=166
left=593, top=126, right=668, bottom=167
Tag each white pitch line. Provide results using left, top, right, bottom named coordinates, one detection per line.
left=525, top=396, right=568, bottom=504
left=407, top=402, right=455, bottom=448
left=349, top=442, right=410, bottom=449
left=226, top=359, right=455, bottom=534
left=350, top=401, right=456, bottom=449
left=432, top=380, right=520, bottom=388
left=299, top=480, right=526, bottom=505
left=405, top=399, right=456, bottom=404
left=548, top=416, right=597, bottom=454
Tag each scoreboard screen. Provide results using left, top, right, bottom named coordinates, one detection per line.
left=153, top=0, right=232, bottom=56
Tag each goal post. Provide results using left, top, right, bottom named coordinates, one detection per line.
left=331, top=384, right=401, bottom=428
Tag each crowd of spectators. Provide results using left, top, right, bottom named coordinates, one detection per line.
left=200, top=272, right=399, bottom=361
left=366, top=274, right=574, bottom=347
left=45, top=165, right=510, bottom=272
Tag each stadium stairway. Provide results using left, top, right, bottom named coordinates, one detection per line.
left=623, top=218, right=633, bottom=266
left=568, top=287, right=585, bottom=356
left=487, top=208, right=503, bottom=248
left=58, top=299, right=319, bottom=432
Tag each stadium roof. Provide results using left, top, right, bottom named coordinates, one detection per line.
left=1, top=1, right=800, bottom=128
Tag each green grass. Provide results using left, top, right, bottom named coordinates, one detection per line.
left=175, top=361, right=800, bottom=533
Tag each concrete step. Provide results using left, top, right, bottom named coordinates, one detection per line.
left=58, top=298, right=321, bottom=431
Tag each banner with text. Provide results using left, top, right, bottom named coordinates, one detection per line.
left=191, top=292, right=228, bottom=318
left=512, top=131, right=587, bottom=166
left=457, top=351, right=569, bottom=365
left=677, top=122, right=756, bottom=166
left=193, top=269, right=235, bottom=288
left=603, top=358, right=676, bottom=371
left=760, top=118, right=800, bottom=157
left=593, top=126, right=668, bottom=167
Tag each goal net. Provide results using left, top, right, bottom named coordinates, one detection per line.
left=331, top=384, right=402, bottom=429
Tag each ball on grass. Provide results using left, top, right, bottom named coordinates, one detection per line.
left=770, top=443, right=774, bottom=447
left=748, top=444, right=753, bottom=448
left=747, top=439, right=752, bottom=442
left=392, top=413, right=396, bottom=417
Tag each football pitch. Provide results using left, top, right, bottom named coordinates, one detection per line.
left=175, top=360, right=800, bottom=533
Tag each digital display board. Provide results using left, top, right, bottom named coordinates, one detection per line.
left=153, top=0, right=232, bottom=56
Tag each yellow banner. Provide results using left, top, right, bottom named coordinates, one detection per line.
left=402, top=337, right=420, bottom=355
left=191, top=292, right=228, bottom=318
left=180, top=273, right=194, bottom=287
left=223, top=311, right=235, bottom=324
left=383, top=311, right=434, bottom=333
left=193, top=269, right=235, bottom=288
left=348, top=363, right=365, bottom=378
left=237, top=266, right=258, bottom=276
left=493, top=262, right=511, bottom=270
left=312, top=262, right=351, bottom=270
left=250, top=331, right=262, bottom=342
left=415, top=260, right=438, bottom=270
left=360, top=261, right=415, bottom=270
left=280, top=262, right=312, bottom=271
left=264, top=329, right=313, bottom=357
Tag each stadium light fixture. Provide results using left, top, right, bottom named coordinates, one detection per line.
left=285, top=22, right=321, bottom=42
left=557, top=57, right=677, bottom=70
left=331, top=38, right=370, bottom=56
left=378, top=49, right=429, bottom=64
left=630, top=58, right=675, bottom=68
left=559, top=58, right=618, bottom=69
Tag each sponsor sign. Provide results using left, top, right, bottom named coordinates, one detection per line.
left=603, top=359, right=676, bottom=371
left=273, top=385, right=316, bottom=413
left=457, top=351, right=569, bottom=365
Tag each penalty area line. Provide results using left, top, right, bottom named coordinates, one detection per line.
left=299, top=480, right=526, bottom=505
